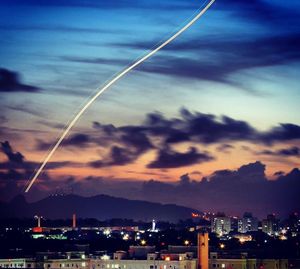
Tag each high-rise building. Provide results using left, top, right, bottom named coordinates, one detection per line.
left=262, top=214, right=279, bottom=236
left=285, top=213, right=300, bottom=236
left=211, top=214, right=231, bottom=235
left=238, top=212, right=258, bottom=233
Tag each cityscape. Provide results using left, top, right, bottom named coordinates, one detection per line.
left=1, top=0, right=300, bottom=269
left=0, top=209, right=299, bottom=269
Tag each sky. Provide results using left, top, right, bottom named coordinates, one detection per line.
left=0, top=0, right=300, bottom=218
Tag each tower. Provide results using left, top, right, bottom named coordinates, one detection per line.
left=152, top=219, right=156, bottom=231
left=33, top=215, right=43, bottom=233
left=198, top=232, right=209, bottom=269
left=72, top=213, right=76, bottom=229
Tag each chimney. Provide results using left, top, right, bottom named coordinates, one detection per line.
left=198, top=232, right=209, bottom=269
left=72, top=213, right=76, bottom=229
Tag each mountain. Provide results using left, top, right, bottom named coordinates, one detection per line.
left=0, top=194, right=199, bottom=222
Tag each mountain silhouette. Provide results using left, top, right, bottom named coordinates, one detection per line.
left=0, top=194, right=199, bottom=222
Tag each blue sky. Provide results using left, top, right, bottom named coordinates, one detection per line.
left=0, top=0, right=299, bottom=216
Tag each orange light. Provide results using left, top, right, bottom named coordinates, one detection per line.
left=33, top=227, right=43, bottom=233
left=165, top=257, right=170, bottom=261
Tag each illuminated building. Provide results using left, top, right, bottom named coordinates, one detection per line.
left=0, top=259, right=35, bottom=268
left=211, top=215, right=231, bottom=235
left=209, top=253, right=288, bottom=269
left=238, top=212, right=258, bottom=233
left=284, top=213, right=300, bottom=236
left=0, top=241, right=292, bottom=269
left=262, top=214, right=279, bottom=236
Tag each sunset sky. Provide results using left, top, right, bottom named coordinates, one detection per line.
left=0, top=0, right=299, bottom=217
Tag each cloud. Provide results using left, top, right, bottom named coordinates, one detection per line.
left=131, top=33, right=300, bottom=88
left=36, top=109, right=300, bottom=169
left=90, top=146, right=137, bottom=167
left=0, top=141, right=81, bottom=181
left=260, top=124, right=300, bottom=144
left=61, top=56, right=129, bottom=66
left=6, top=105, right=45, bottom=117
left=216, top=0, right=300, bottom=27
left=147, top=146, right=214, bottom=169
left=89, top=131, right=154, bottom=168
left=0, top=68, right=40, bottom=93
left=140, top=161, right=300, bottom=218
left=217, top=144, right=234, bottom=153
left=37, top=133, right=91, bottom=151
left=1, top=141, right=299, bottom=217
left=1, top=141, right=24, bottom=163
left=258, top=146, right=300, bottom=157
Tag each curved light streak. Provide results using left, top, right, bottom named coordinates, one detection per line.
left=25, top=0, right=216, bottom=193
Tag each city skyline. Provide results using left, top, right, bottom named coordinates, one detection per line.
left=0, top=0, right=300, bottom=216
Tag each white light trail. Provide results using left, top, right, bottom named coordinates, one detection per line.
left=25, top=0, right=216, bottom=193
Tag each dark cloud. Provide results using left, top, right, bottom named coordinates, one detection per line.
left=179, top=173, right=191, bottom=185
left=216, top=0, right=300, bottom=27
left=7, top=105, right=45, bottom=117
left=135, top=33, right=300, bottom=89
left=140, top=161, right=300, bottom=218
left=261, top=124, right=300, bottom=144
left=36, top=109, right=300, bottom=169
left=37, top=120, right=65, bottom=130
left=1, top=142, right=299, bottom=217
left=64, top=133, right=90, bottom=147
left=1, top=141, right=24, bottom=163
left=182, top=109, right=257, bottom=143
left=258, top=146, right=300, bottom=157
left=217, top=144, right=234, bottom=153
left=0, top=141, right=81, bottom=182
left=119, top=131, right=153, bottom=154
left=37, top=133, right=90, bottom=151
left=274, top=171, right=285, bottom=177
left=0, top=68, right=40, bottom=93
left=90, top=146, right=137, bottom=168
left=34, top=165, right=300, bottom=218
left=90, top=130, right=154, bottom=167
left=147, top=147, right=214, bottom=169
left=61, top=56, right=129, bottom=66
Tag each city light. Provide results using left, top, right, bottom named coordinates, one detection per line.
left=101, top=255, right=110, bottom=261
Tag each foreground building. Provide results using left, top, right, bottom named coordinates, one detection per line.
left=0, top=233, right=295, bottom=269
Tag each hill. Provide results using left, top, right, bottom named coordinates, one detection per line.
left=0, top=194, right=199, bottom=222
